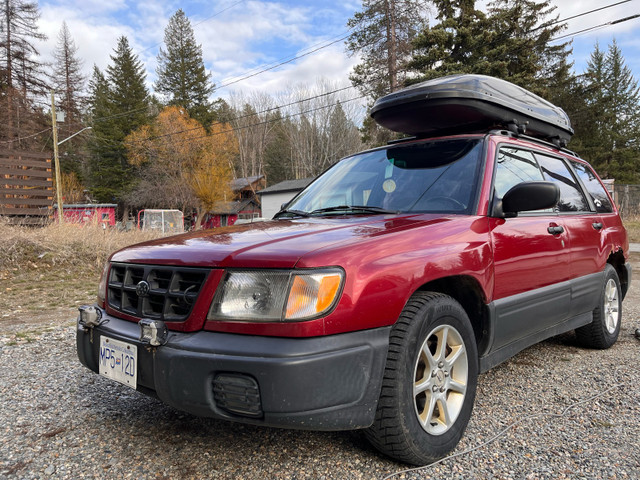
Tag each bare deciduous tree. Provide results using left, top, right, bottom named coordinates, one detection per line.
left=52, top=21, right=86, bottom=143
left=280, top=80, right=364, bottom=178
left=227, top=91, right=277, bottom=180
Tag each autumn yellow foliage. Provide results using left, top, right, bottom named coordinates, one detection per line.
left=125, top=106, right=237, bottom=227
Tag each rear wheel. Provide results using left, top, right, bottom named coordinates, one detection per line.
left=365, top=292, right=478, bottom=465
left=576, top=264, right=622, bottom=349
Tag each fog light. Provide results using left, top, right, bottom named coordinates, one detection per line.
left=138, top=319, right=168, bottom=346
left=78, top=305, right=103, bottom=328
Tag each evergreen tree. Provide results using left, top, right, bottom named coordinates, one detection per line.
left=408, top=0, right=492, bottom=82
left=346, top=0, right=429, bottom=145
left=0, top=0, right=48, bottom=148
left=407, top=0, right=573, bottom=96
left=576, top=40, right=640, bottom=182
left=486, top=0, right=572, bottom=97
left=88, top=37, right=150, bottom=202
left=346, top=0, right=429, bottom=98
left=263, top=110, right=291, bottom=185
left=155, top=9, right=214, bottom=126
left=106, top=36, right=150, bottom=132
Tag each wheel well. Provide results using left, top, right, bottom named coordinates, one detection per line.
left=416, top=276, right=489, bottom=354
left=608, top=250, right=629, bottom=298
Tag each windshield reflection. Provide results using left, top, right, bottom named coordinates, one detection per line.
left=283, top=138, right=484, bottom=216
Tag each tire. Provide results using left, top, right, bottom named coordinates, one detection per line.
left=365, top=292, right=478, bottom=465
left=576, top=264, right=622, bottom=349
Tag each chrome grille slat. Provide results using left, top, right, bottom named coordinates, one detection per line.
left=108, top=263, right=209, bottom=322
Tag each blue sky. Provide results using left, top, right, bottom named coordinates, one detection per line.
left=35, top=0, right=640, bottom=105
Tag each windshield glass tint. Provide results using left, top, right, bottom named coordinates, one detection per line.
left=286, top=138, right=483, bottom=215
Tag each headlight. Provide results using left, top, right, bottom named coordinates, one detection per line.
left=208, top=269, right=344, bottom=322
left=97, top=260, right=111, bottom=307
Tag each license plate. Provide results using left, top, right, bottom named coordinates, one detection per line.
left=99, top=336, right=137, bottom=389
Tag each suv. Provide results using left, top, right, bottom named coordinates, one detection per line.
left=77, top=76, right=631, bottom=465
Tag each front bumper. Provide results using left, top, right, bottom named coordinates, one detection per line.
left=76, top=309, right=390, bottom=430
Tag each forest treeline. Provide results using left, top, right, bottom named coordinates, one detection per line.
left=1, top=0, right=639, bottom=221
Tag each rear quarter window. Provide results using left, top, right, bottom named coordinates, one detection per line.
left=570, top=161, right=614, bottom=213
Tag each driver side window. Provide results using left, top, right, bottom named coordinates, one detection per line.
left=494, top=147, right=544, bottom=197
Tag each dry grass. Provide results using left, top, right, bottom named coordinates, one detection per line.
left=0, top=218, right=161, bottom=272
left=623, top=216, right=640, bottom=244
left=0, top=220, right=163, bottom=324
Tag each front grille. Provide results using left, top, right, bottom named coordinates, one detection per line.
left=213, top=374, right=262, bottom=418
left=107, top=263, right=210, bottom=322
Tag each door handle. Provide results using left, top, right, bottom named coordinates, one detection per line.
left=547, top=225, right=564, bottom=235
left=592, top=222, right=603, bottom=230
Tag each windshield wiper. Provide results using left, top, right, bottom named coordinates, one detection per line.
left=273, top=209, right=311, bottom=219
left=309, top=205, right=397, bottom=215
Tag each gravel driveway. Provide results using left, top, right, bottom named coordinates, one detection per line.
left=2, top=267, right=640, bottom=479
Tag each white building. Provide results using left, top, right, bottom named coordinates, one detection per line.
left=257, top=178, right=314, bottom=219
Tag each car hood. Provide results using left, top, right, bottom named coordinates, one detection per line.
left=110, top=214, right=455, bottom=268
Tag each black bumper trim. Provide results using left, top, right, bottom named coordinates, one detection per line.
left=76, top=312, right=391, bottom=431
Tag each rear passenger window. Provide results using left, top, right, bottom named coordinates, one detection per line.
left=570, top=161, right=614, bottom=213
left=535, top=154, right=590, bottom=213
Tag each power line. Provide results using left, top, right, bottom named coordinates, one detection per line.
left=549, top=0, right=634, bottom=28
left=90, top=87, right=367, bottom=153
left=132, top=85, right=357, bottom=145
left=141, top=8, right=640, bottom=147
left=214, top=34, right=352, bottom=91
left=92, top=2, right=637, bottom=126
left=217, top=28, right=354, bottom=87
left=553, top=12, right=640, bottom=41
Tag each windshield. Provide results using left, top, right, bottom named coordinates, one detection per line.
left=282, top=138, right=484, bottom=216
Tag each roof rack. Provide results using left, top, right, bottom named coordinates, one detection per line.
left=489, top=129, right=581, bottom=158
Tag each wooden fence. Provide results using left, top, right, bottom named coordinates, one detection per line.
left=0, top=150, right=53, bottom=224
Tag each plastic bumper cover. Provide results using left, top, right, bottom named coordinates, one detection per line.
left=76, top=310, right=391, bottom=431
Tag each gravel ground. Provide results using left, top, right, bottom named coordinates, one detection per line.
left=1, top=277, right=640, bottom=479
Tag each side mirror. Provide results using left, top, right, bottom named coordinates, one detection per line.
left=494, top=181, right=560, bottom=218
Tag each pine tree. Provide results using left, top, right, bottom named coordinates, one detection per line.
left=346, top=0, right=429, bottom=98
left=407, top=0, right=573, bottom=96
left=408, top=0, right=492, bottom=82
left=0, top=0, right=48, bottom=148
left=576, top=40, right=640, bottom=182
left=87, top=37, right=150, bottom=202
left=107, top=36, right=150, bottom=133
left=155, top=9, right=214, bottom=126
left=263, top=110, right=292, bottom=185
left=486, top=0, right=572, bottom=97
left=347, top=0, right=429, bottom=145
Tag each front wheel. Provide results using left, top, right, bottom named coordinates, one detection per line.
left=576, top=264, right=622, bottom=349
left=365, top=292, right=478, bottom=465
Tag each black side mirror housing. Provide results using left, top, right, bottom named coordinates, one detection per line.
left=494, top=181, right=560, bottom=218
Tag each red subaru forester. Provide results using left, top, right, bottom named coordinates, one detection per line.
left=77, top=75, right=630, bottom=465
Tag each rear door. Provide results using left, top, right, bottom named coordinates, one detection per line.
left=534, top=155, right=611, bottom=316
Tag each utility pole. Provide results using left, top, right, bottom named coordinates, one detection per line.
left=50, top=90, right=64, bottom=223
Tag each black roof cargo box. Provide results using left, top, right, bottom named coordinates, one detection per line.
left=371, top=74, right=574, bottom=146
